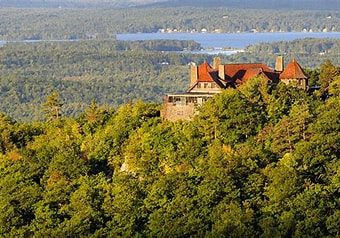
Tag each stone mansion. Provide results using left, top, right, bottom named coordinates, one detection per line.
left=161, top=56, right=308, bottom=121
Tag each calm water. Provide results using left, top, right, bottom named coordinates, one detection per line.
left=1, top=32, right=340, bottom=54
left=117, top=32, right=340, bottom=49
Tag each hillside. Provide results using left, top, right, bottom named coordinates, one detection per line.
left=0, top=75, right=339, bottom=236
left=152, top=0, right=340, bottom=11
left=0, top=40, right=207, bottom=121
left=0, top=38, right=339, bottom=121
left=1, top=0, right=339, bottom=10
left=0, top=8, right=339, bottom=41
left=0, top=0, right=166, bottom=8
left=226, top=38, right=340, bottom=68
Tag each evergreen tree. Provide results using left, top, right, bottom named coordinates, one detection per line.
left=43, top=92, right=63, bottom=122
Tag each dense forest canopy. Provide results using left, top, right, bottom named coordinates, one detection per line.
left=0, top=38, right=339, bottom=121
left=246, top=38, right=340, bottom=55
left=0, top=73, right=339, bottom=236
left=0, top=8, right=338, bottom=41
left=0, top=40, right=208, bottom=121
left=231, top=38, right=340, bottom=67
left=1, top=2, right=339, bottom=236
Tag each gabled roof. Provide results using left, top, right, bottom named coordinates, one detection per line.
left=187, top=62, right=226, bottom=92
left=190, top=61, right=281, bottom=92
left=280, top=59, right=307, bottom=79
left=242, top=68, right=265, bottom=81
left=197, top=61, right=216, bottom=82
left=223, top=63, right=274, bottom=81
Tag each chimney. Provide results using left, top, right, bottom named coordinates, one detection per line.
left=213, top=57, right=221, bottom=70
left=275, top=55, right=284, bottom=72
left=190, top=63, right=198, bottom=85
left=218, top=64, right=225, bottom=80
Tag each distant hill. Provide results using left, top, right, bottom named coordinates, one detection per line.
left=151, top=0, right=340, bottom=11
left=0, top=0, right=167, bottom=8
left=1, top=0, right=339, bottom=10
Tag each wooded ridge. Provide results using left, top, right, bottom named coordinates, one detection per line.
left=0, top=39, right=339, bottom=121
left=0, top=73, right=339, bottom=236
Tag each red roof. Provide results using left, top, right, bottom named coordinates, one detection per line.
left=280, top=59, right=307, bottom=79
left=197, top=61, right=217, bottom=82
left=242, top=68, right=264, bottom=81
left=193, top=61, right=279, bottom=88
left=224, top=63, right=274, bottom=81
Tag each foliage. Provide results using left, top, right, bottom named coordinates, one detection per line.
left=0, top=74, right=339, bottom=237
left=1, top=40, right=339, bottom=121
left=236, top=38, right=340, bottom=68
left=43, top=91, right=63, bottom=121
left=0, top=8, right=339, bottom=41
left=0, top=40, right=209, bottom=121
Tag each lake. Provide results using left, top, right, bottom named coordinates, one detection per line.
left=1, top=32, right=340, bottom=54
left=117, top=32, right=340, bottom=53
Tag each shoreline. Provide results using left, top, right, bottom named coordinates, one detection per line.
left=1, top=32, right=340, bottom=55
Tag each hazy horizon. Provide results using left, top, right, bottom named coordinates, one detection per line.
left=0, top=0, right=339, bottom=10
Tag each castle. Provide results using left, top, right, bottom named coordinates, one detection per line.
left=161, top=56, right=308, bottom=121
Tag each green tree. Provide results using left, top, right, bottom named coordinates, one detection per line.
left=319, top=60, right=339, bottom=95
left=43, top=91, right=63, bottom=121
left=196, top=89, right=265, bottom=145
left=270, top=103, right=312, bottom=156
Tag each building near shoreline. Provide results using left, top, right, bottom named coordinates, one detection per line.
left=161, top=56, right=308, bottom=121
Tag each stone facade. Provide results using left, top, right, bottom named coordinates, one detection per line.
left=160, top=94, right=213, bottom=122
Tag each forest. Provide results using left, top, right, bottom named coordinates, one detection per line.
left=0, top=40, right=208, bottom=121
left=231, top=38, right=340, bottom=67
left=155, top=0, right=340, bottom=11
left=0, top=39, right=339, bottom=121
left=0, top=68, right=339, bottom=236
left=1, top=1, right=339, bottom=237
left=0, top=7, right=338, bottom=40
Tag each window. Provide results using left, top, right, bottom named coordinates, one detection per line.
left=187, top=97, right=198, bottom=104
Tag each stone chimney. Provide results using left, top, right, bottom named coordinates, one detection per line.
left=213, top=57, right=221, bottom=70
left=218, top=64, right=225, bottom=80
left=190, top=63, right=198, bottom=85
left=275, top=55, right=284, bottom=72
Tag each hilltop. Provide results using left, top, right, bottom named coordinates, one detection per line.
left=152, top=0, right=340, bottom=11
left=0, top=74, right=339, bottom=236
left=1, top=0, right=339, bottom=10
left=0, top=0, right=166, bottom=8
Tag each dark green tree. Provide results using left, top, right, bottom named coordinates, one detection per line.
left=43, top=92, right=63, bottom=122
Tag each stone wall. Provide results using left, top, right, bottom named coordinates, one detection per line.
left=160, top=103, right=197, bottom=122
left=281, top=78, right=308, bottom=90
